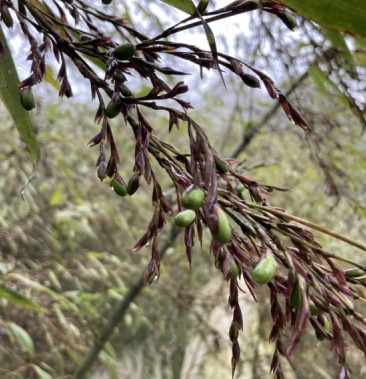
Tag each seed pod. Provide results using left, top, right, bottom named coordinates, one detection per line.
left=174, top=209, right=196, bottom=228
left=97, top=162, right=107, bottom=181
left=181, top=185, right=205, bottom=210
left=119, top=84, right=133, bottom=97
left=344, top=268, right=365, bottom=278
left=214, top=155, right=229, bottom=173
left=20, top=88, right=35, bottom=111
left=127, top=173, right=140, bottom=196
left=111, top=174, right=127, bottom=197
left=240, top=73, right=261, bottom=88
left=251, top=255, right=277, bottom=284
left=315, top=315, right=330, bottom=341
left=211, top=206, right=232, bottom=244
left=231, top=260, right=239, bottom=279
left=229, top=322, right=239, bottom=341
left=291, top=281, right=301, bottom=309
left=309, top=302, right=323, bottom=316
left=236, top=184, right=245, bottom=200
left=114, top=43, right=136, bottom=60
left=113, top=71, right=127, bottom=83
left=105, top=100, right=120, bottom=119
left=1, top=6, right=13, bottom=29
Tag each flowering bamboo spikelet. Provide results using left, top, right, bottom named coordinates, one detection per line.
left=3, top=1, right=366, bottom=378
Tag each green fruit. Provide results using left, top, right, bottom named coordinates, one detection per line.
left=291, top=281, right=301, bottom=309
left=102, top=0, right=112, bottom=4
left=241, top=74, right=261, bottom=88
left=111, top=175, right=127, bottom=196
left=214, top=155, right=229, bottom=173
left=344, top=268, right=365, bottom=278
left=114, top=43, right=136, bottom=60
left=113, top=71, right=127, bottom=83
left=181, top=186, right=205, bottom=210
left=237, top=184, right=245, bottom=200
left=105, top=100, right=120, bottom=118
left=310, top=302, right=323, bottom=316
left=20, top=88, right=35, bottom=111
left=231, top=260, right=239, bottom=279
left=119, top=84, right=132, bottom=97
left=316, top=316, right=330, bottom=341
left=127, top=174, right=140, bottom=195
left=212, top=207, right=232, bottom=244
left=251, top=255, right=277, bottom=284
left=174, top=210, right=196, bottom=228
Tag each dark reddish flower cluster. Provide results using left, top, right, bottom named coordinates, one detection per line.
left=1, top=1, right=365, bottom=378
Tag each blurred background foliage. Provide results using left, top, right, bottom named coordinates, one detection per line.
left=0, top=0, right=366, bottom=378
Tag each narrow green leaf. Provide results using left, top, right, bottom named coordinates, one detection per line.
left=32, top=365, right=53, bottom=379
left=50, top=184, right=65, bottom=206
left=99, top=350, right=118, bottom=379
left=7, top=322, right=35, bottom=356
left=158, top=0, right=196, bottom=15
left=309, top=65, right=349, bottom=107
left=275, top=0, right=366, bottom=37
left=0, top=283, right=42, bottom=312
left=323, top=29, right=355, bottom=66
left=8, top=273, right=78, bottom=311
left=308, top=65, right=330, bottom=97
left=201, top=21, right=225, bottom=87
left=0, top=25, right=41, bottom=197
left=45, top=64, right=61, bottom=91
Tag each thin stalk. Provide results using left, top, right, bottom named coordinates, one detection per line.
left=270, top=225, right=365, bottom=268
left=248, top=202, right=366, bottom=252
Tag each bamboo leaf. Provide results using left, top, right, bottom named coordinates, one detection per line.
left=32, top=365, right=53, bottom=379
left=7, top=322, right=35, bottom=356
left=158, top=0, right=197, bottom=15
left=275, top=0, right=366, bottom=37
left=158, top=0, right=226, bottom=86
left=8, top=273, right=78, bottom=311
left=45, top=64, right=61, bottom=91
left=309, top=65, right=349, bottom=107
left=323, top=29, right=355, bottom=67
left=0, top=25, right=41, bottom=197
left=0, top=283, right=42, bottom=312
left=201, top=20, right=226, bottom=87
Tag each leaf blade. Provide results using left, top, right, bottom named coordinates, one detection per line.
left=275, top=0, right=366, bottom=37
left=158, top=0, right=197, bottom=15
left=0, top=25, right=41, bottom=195
left=7, top=322, right=35, bottom=357
left=0, top=283, right=42, bottom=312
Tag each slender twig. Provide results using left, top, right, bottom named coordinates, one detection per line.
left=247, top=202, right=366, bottom=252
left=149, top=6, right=256, bottom=42
left=270, top=225, right=366, bottom=268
